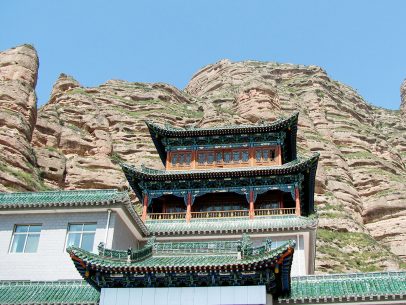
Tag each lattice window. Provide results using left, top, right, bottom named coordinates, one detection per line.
left=254, top=147, right=277, bottom=163
left=171, top=152, right=192, bottom=168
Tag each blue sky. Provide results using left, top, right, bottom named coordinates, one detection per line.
left=2, top=0, right=405, bottom=109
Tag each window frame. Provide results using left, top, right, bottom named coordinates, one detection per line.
left=9, top=224, right=42, bottom=254
left=170, top=151, right=193, bottom=169
left=65, top=222, right=97, bottom=252
left=254, top=146, right=278, bottom=165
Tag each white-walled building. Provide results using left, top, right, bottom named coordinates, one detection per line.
left=0, top=190, right=147, bottom=281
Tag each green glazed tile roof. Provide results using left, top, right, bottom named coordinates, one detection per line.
left=0, top=189, right=149, bottom=236
left=122, top=153, right=319, bottom=181
left=146, top=215, right=317, bottom=235
left=68, top=240, right=295, bottom=270
left=278, top=272, right=406, bottom=303
left=0, top=189, right=126, bottom=208
left=0, top=280, right=99, bottom=305
left=146, top=112, right=298, bottom=137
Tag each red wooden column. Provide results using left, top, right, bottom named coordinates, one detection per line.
left=249, top=147, right=255, bottom=166
left=186, top=192, right=192, bottom=222
left=295, top=187, right=301, bottom=216
left=141, top=194, right=148, bottom=222
left=166, top=152, right=171, bottom=170
left=249, top=190, right=255, bottom=219
left=191, top=150, right=197, bottom=169
left=279, top=192, right=284, bottom=209
left=277, top=145, right=282, bottom=165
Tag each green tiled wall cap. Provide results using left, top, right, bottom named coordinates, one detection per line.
left=279, top=271, right=406, bottom=303
left=0, top=189, right=127, bottom=206
left=0, top=280, right=100, bottom=305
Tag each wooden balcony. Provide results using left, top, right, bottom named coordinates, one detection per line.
left=147, top=212, right=186, bottom=220
left=192, top=210, right=249, bottom=219
left=146, top=208, right=295, bottom=221
left=255, top=208, right=296, bottom=216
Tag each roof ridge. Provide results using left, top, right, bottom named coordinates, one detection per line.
left=146, top=111, right=299, bottom=132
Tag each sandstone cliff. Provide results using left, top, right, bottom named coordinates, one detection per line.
left=1, top=45, right=405, bottom=273
left=0, top=45, right=45, bottom=192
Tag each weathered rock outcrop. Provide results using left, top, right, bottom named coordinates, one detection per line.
left=0, top=45, right=45, bottom=192
left=0, top=45, right=405, bottom=273
left=31, top=76, right=203, bottom=190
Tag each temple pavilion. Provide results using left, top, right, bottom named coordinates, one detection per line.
left=67, top=112, right=319, bottom=302
left=0, top=112, right=405, bottom=305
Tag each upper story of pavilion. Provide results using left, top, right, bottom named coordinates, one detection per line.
left=145, top=112, right=299, bottom=171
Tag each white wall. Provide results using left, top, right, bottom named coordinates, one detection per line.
left=0, top=211, right=114, bottom=281
left=100, top=286, right=268, bottom=305
left=112, top=214, right=139, bottom=250
left=155, top=231, right=311, bottom=276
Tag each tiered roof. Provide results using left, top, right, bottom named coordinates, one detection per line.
left=122, top=153, right=319, bottom=180
left=69, top=240, right=295, bottom=271
left=0, top=280, right=99, bottom=305
left=146, top=112, right=299, bottom=137
left=122, top=153, right=319, bottom=217
left=146, top=112, right=299, bottom=165
left=146, top=215, right=318, bottom=236
left=68, top=237, right=295, bottom=295
left=278, top=272, right=406, bottom=304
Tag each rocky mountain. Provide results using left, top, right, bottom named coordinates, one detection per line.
left=0, top=45, right=405, bottom=273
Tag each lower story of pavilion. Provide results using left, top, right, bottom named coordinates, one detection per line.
left=142, top=187, right=302, bottom=222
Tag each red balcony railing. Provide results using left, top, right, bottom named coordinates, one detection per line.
left=146, top=208, right=295, bottom=221
left=254, top=208, right=296, bottom=216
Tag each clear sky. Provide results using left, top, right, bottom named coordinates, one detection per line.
left=2, top=0, right=405, bottom=109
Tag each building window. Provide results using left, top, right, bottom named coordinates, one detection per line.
left=171, top=152, right=192, bottom=167
left=255, top=148, right=276, bottom=163
left=216, top=151, right=223, bottom=163
left=185, top=153, right=192, bottom=165
left=242, top=150, right=249, bottom=162
left=178, top=153, right=185, bottom=165
left=171, top=154, right=178, bottom=166
left=10, top=224, right=41, bottom=253
left=207, top=152, right=214, bottom=164
left=255, top=150, right=262, bottom=161
left=66, top=223, right=96, bottom=252
left=197, top=152, right=205, bottom=164
left=232, top=151, right=240, bottom=163
left=224, top=152, right=231, bottom=163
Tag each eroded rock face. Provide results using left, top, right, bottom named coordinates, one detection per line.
left=0, top=45, right=44, bottom=191
left=0, top=45, right=405, bottom=272
left=31, top=78, right=204, bottom=190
